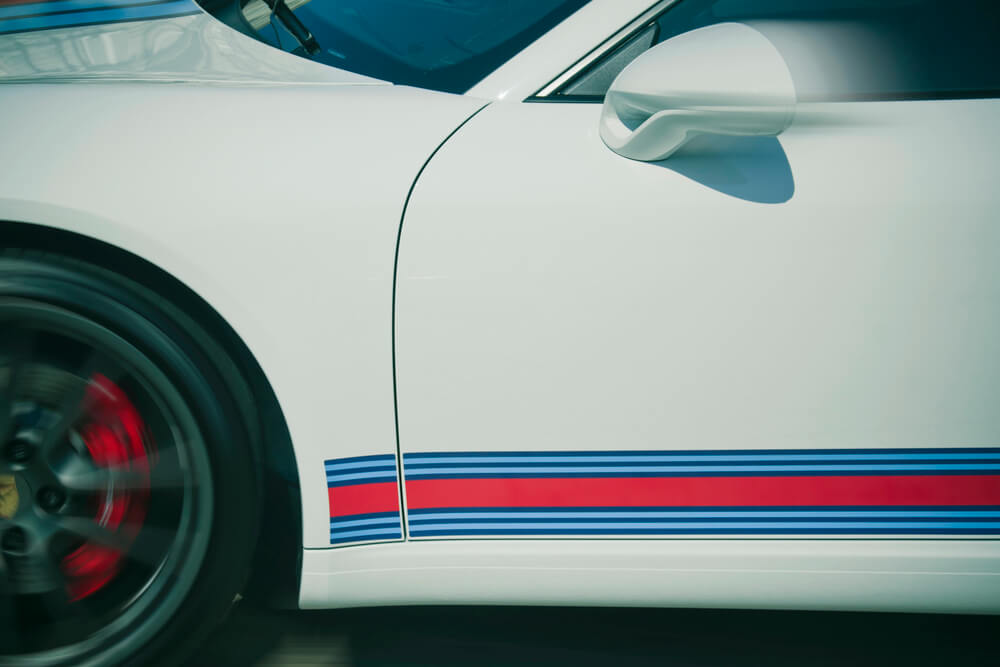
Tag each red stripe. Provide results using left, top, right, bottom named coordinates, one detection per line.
left=329, top=482, right=399, bottom=517
left=405, top=475, right=1000, bottom=509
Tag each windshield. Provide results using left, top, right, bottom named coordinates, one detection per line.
left=205, top=0, right=589, bottom=93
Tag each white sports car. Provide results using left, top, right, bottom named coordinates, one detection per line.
left=1, top=0, right=999, bottom=664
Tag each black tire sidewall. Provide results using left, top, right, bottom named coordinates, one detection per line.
left=0, top=252, right=259, bottom=667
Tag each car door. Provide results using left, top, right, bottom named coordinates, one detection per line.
left=394, top=0, right=1000, bottom=540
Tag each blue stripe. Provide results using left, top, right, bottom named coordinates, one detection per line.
left=330, top=530, right=402, bottom=544
left=327, top=476, right=397, bottom=488
left=404, top=463, right=1000, bottom=477
left=325, top=454, right=396, bottom=465
left=407, top=521, right=1000, bottom=531
left=327, top=475, right=397, bottom=485
left=0, top=0, right=198, bottom=33
left=407, top=504, right=1000, bottom=513
left=325, top=461, right=397, bottom=473
left=329, top=526, right=404, bottom=538
left=404, top=461, right=1000, bottom=471
left=410, top=517, right=998, bottom=526
left=404, top=453, right=1000, bottom=465
left=404, top=447, right=1000, bottom=460
left=407, top=469, right=997, bottom=481
left=409, top=528, right=1000, bottom=536
left=326, top=471, right=397, bottom=483
left=326, top=470, right=399, bottom=483
left=329, top=510, right=400, bottom=521
left=407, top=510, right=1000, bottom=521
left=402, top=471, right=998, bottom=480
left=330, top=516, right=402, bottom=529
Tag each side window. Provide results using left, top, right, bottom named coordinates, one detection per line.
left=554, top=0, right=1000, bottom=101
left=557, top=22, right=659, bottom=98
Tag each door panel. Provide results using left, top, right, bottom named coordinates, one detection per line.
left=394, top=99, right=1000, bottom=537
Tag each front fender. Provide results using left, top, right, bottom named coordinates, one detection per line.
left=0, top=81, right=484, bottom=548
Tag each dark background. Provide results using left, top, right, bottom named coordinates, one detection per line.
left=194, top=603, right=1000, bottom=666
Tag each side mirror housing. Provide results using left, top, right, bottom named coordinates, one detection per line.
left=600, top=22, right=796, bottom=162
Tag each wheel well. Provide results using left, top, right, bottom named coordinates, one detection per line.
left=0, top=220, right=302, bottom=606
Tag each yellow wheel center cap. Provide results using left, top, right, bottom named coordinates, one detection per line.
left=0, top=474, right=19, bottom=520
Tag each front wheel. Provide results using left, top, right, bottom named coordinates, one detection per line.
left=0, top=252, right=258, bottom=666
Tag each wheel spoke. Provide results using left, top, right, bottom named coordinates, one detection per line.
left=60, top=461, right=191, bottom=492
left=60, top=465, right=148, bottom=492
left=2, top=548, right=66, bottom=596
left=0, top=325, right=34, bottom=442
left=49, top=515, right=175, bottom=567
left=48, top=516, right=130, bottom=552
left=38, top=353, right=121, bottom=458
left=37, top=389, right=90, bottom=460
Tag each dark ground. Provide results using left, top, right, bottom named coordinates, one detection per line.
left=193, top=602, right=1000, bottom=666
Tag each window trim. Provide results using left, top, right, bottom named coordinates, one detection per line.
left=529, top=0, right=679, bottom=101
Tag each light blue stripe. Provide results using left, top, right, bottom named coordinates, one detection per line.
left=408, top=521, right=1000, bottom=531
left=329, top=527, right=403, bottom=540
left=329, top=516, right=401, bottom=528
left=331, top=535, right=401, bottom=544
left=325, top=460, right=396, bottom=472
left=404, top=464, right=1000, bottom=476
left=408, top=510, right=1000, bottom=521
left=331, top=535, right=401, bottom=545
left=405, top=452, right=1000, bottom=465
left=0, top=0, right=198, bottom=33
left=0, top=0, right=187, bottom=20
left=327, top=470, right=399, bottom=482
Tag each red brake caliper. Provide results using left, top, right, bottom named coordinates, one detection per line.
left=61, top=374, right=151, bottom=601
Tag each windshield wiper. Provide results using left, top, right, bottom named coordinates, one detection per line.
left=265, top=0, right=321, bottom=56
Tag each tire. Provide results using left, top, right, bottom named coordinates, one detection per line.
left=0, top=250, right=259, bottom=666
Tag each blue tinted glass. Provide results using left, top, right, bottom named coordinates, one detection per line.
left=255, top=0, right=589, bottom=93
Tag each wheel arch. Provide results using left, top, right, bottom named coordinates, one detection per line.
left=0, top=218, right=303, bottom=606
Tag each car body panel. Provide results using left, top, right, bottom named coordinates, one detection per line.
left=396, top=99, right=1000, bottom=462
left=0, top=81, right=484, bottom=549
left=300, top=538, right=1000, bottom=614
left=393, top=97, right=1000, bottom=548
left=367, top=94, right=1000, bottom=611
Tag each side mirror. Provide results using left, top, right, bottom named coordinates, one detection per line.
left=600, top=22, right=796, bottom=162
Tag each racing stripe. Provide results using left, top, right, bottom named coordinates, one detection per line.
left=325, top=454, right=403, bottom=546
left=401, top=448, right=1000, bottom=538
left=405, top=475, right=1000, bottom=509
